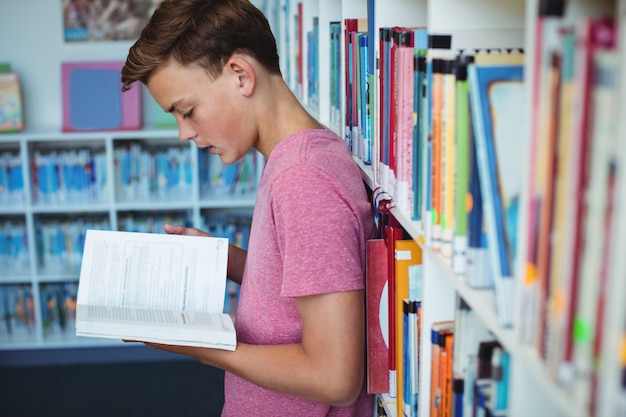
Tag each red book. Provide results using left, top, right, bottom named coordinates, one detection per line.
left=366, top=239, right=390, bottom=394
left=379, top=27, right=388, bottom=172
left=344, top=18, right=359, bottom=146
left=296, top=2, right=303, bottom=97
left=385, top=221, right=403, bottom=397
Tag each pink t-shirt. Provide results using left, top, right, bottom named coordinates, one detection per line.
left=222, top=128, right=376, bottom=416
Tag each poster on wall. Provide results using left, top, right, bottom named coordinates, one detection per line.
left=62, top=0, right=162, bottom=42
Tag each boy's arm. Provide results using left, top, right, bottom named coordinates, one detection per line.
left=163, top=224, right=247, bottom=285
left=143, top=289, right=365, bottom=407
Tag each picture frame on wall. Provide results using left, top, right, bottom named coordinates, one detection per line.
left=61, top=0, right=162, bottom=42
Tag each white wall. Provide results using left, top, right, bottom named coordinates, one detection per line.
left=0, top=0, right=137, bottom=129
left=0, top=0, right=266, bottom=130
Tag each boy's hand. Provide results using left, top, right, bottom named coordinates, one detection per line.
left=163, top=223, right=214, bottom=237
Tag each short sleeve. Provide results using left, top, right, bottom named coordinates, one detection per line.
left=271, top=165, right=366, bottom=297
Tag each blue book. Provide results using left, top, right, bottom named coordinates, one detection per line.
left=465, top=114, right=493, bottom=289
left=468, top=60, right=525, bottom=328
left=412, top=54, right=426, bottom=222
left=358, top=33, right=371, bottom=164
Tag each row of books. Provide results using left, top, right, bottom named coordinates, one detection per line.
left=114, top=143, right=193, bottom=202
left=0, top=283, right=35, bottom=341
left=1, top=144, right=260, bottom=209
left=117, top=212, right=192, bottom=234
left=342, top=18, right=524, bottom=331
left=197, top=149, right=259, bottom=198
left=2, top=211, right=256, bottom=280
left=342, top=3, right=622, bottom=414
left=33, top=148, right=108, bottom=205
left=519, top=6, right=621, bottom=414
left=0, top=281, right=81, bottom=342
left=366, top=225, right=510, bottom=417
left=40, top=281, right=78, bottom=339
left=0, top=150, right=25, bottom=204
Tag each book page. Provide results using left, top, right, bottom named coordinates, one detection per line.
left=76, top=304, right=236, bottom=350
left=77, top=230, right=229, bottom=313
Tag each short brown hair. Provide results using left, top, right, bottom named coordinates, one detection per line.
left=121, top=0, right=280, bottom=92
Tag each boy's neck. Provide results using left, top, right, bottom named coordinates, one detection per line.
left=255, top=75, right=322, bottom=159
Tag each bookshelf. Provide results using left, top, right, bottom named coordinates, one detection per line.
left=0, top=127, right=259, bottom=350
left=272, top=0, right=626, bottom=416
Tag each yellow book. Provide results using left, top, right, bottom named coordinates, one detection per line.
left=394, top=239, right=422, bottom=416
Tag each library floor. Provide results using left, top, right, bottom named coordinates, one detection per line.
left=0, top=359, right=225, bottom=417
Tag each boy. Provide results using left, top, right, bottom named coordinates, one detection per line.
left=121, top=0, right=376, bottom=415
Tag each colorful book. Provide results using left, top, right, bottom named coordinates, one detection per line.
left=468, top=56, right=525, bottom=328
left=0, top=70, right=24, bottom=133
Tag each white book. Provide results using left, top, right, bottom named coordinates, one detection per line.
left=75, top=229, right=236, bottom=350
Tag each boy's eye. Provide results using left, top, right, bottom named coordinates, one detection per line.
left=183, top=109, right=193, bottom=119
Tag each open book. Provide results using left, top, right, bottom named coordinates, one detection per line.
left=75, top=229, right=236, bottom=350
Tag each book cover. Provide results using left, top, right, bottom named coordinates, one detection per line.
left=62, top=61, right=141, bottom=132
left=366, top=239, right=390, bottom=394
left=0, top=71, right=24, bottom=133
left=468, top=59, right=526, bottom=328
left=75, top=229, right=236, bottom=350
left=385, top=222, right=404, bottom=398
left=394, top=41, right=415, bottom=212
left=394, top=238, right=422, bottom=416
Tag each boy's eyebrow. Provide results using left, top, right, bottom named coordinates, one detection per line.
left=167, top=99, right=184, bottom=113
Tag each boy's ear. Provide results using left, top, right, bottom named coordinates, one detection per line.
left=227, top=56, right=255, bottom=97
